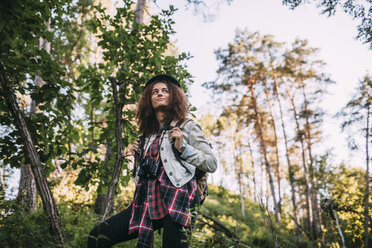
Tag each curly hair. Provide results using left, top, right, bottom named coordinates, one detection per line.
left=136, top=80, right=189, bottom=137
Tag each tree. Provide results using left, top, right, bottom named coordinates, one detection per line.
left=281, top=38, right=332, bottom=241
left=0, top=0, right=78, bottom=244
left=337, top=74, right=372, bottom=248
left=273, top=72, right=301, bottom=236
left=205, top=30, right=282, bottom=223
left=74, top=0, right=192, bottom=221
left=282, top=0, right=372, bottom=49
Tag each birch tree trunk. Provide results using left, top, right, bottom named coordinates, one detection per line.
left=333, top=210, right=346, bottom=248
left=135, top=0, right=146, bottom=24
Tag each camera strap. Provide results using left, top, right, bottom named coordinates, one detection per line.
left=133, top=136, right=151, bottom=177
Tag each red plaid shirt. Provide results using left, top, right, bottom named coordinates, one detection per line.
left=129, top=130, right=197, bottom=247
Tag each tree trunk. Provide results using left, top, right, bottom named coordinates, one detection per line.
left=17, top=18, right=51, bottom=213
left=238, top=146, right=245, bottom=217
left=135, top=0, right=146, bottom=24
left=247, top=77, right=280, bottom=223
left=0, top=168, right=5, bottom=192
left=287, top=86, right=313, bottom=239
left=0, top=74, right=66, bottom=245
left=301, top=83, right=322, bottom=239
left=227, top=116, right=245, bottom=217
left=17, top=164, right=37, bottom=212
left=333, top=210, right=346, bottom=248
left=273, top=75, right=300, bottom=235
left=263, top=80, right=282, bottom=213
left=101, top=79, right=125, bottom=221
left=100, top=0, right=146, bottom=221
left=247, top=130, right=258, bottom=202
left=364, top=103, right=370, bottom=248
left=94, top=141, right=113, bottom=215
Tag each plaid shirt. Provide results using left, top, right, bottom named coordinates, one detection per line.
left=129, top=130, right=197, bottom=248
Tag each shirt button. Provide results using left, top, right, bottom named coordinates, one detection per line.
left=176, top=183, right=180, bottom=187
left=161, top=147, right=164, bottom=151
left=169, top=172, right=173, bottom=176
left=164, top=159, right=167, bottom=163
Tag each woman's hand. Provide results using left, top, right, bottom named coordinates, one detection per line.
left=129, top=139, right=140, bottom=156
left=169, top=127, right=183, bottom=150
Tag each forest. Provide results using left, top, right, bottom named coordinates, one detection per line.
left=0, top=0, right=371, bottom=247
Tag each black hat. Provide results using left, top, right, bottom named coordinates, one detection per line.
left=144, top=74, right=181, bottom=89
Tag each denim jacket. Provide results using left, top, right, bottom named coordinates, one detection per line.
left=135, top=120, right=218, bottom=188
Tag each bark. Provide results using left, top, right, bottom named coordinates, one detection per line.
left=273, top=75, right=300, bottom=235
left=228, top=117, right=245, bottom=217
left=100, top=0, right=146, bottom=222
left=247, top=77, right=280, bottom=223
left=199, top=213, right=251, bottom=247
left=199, top=213, right=236, bottom=239
left=94, top=141, right=113, bottom=215
left=17, top=164, right=37, bottom=212
left=238, top=146, right=245, bottom=217
left=17, top=19, right=50, bottom=213
left=0, top=73, right=66, bottom=245
left=101, top=79, right=125, bottom=221
left=247, top=131, right=258, bottom=202
left=287, top=86, right=313, bottom=238
left=135, top=0, right=146, bottom=24
left=364, top=103, right=370, bottom=248
left=301, top=83, right=322, bottom=239
left=333, top=210, right=346, bottom=248
left=0, top=168, right=6, bottom=192
left=263, top=80, right=282, bottom=213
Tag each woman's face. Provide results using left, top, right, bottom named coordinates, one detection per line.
left=151, top=82, right=170, bottom=110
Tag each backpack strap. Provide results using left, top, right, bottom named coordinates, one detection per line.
left=169, top=118, right=193, bottom=174
left=175, top=118, right=192, bottom=129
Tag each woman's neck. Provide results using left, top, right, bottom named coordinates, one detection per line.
left=156, top=111, right=167, bottom=126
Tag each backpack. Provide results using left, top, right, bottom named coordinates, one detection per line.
left=173, top=118, right=208, bottom=205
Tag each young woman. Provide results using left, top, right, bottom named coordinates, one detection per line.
left=88, top=74, right=217, bottom=248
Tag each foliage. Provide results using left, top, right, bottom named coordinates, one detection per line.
left=1, top=175, right=369, bottom=247
left=0, top=184, right=312, bottom=248
left=282, top=0, right=372, bottom=49
left=0, top=0, right=75, bottom=175
left=321, top=165, right=372, bottom=247
left=337, top=74, right=372, bottom=150
left=204, top=28, right=332, bottom=241
left=185, top=185, right=311, bottom=248
left=73, top=0, right=193, bottom=196
left=0, top=195, right=57, bottom=247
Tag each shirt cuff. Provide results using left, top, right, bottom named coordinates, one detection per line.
left=180, top=143, right=192, bottom=158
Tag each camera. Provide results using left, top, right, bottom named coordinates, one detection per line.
left=137, top=158, right=160, bottom=179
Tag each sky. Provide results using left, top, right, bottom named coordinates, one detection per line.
left=154, top=0, right=372, bottom=168
left=5, top=0, right=372, bottom=197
